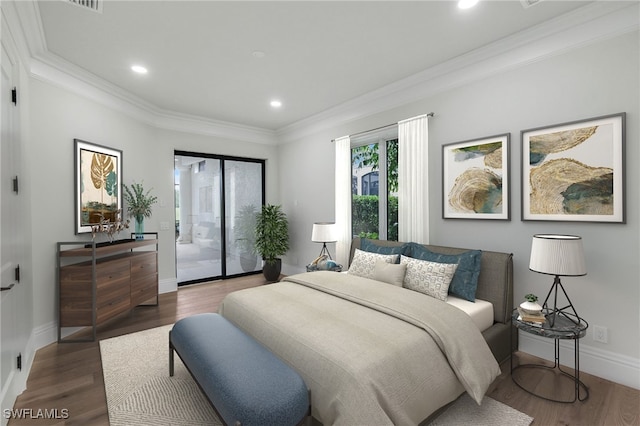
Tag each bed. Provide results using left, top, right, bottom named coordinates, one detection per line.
left=219, top=237, right=514, bottom=425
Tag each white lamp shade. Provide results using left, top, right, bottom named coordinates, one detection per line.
left=312, top=222, right=337, bottom=243
left=529, top=234, right=587, bottom=276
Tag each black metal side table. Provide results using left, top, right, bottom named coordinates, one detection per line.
left=511, top=309, right=589, bottom=403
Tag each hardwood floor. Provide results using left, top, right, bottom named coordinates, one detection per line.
left=8, top=275, right=640, bottom=425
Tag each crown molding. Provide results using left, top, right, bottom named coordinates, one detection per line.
left=11, top=1, right=278, bottom=145
left=9, top=1, right=638, bottom=146
left=277, top=1, right=639, bottom=143
left=30, top=53, right=279, bottom=145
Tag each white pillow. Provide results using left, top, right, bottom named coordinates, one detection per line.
left=348, top=249, right=399, bottom=279
left=400, top=255, right=458, bottom=301
left=373, top=260, right=406, bottom=286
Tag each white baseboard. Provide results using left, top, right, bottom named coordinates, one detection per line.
left=518, top=332, right=640, bottom=390
left=159, top=277, right=177, bottom=294
left=0, top=328, right=39, bottom=425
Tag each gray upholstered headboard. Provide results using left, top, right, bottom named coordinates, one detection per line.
left=349, top=237, right=514, bottom=325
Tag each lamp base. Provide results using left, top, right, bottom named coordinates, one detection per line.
left=542, top=275, right=583, bottom=327
left=317, top=243, right=333, bottom=260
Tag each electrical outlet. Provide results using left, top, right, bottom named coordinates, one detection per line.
left=593, top=325, right=608, bottom=343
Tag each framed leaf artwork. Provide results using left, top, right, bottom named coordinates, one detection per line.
left=74, top=139, right=123, bottom=234
left=442, top=134, right=510, bottom=220
left=521, top=113, right=625, bottom=222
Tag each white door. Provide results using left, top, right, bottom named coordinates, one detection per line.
left=0, top=34, right=26, bottom=416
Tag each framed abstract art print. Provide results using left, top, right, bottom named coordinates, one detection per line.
left=521, top=113, right=625, bottom=223
left=442, top=134, right=510, bottom=220
left=74, top=139, right=123, bottom=234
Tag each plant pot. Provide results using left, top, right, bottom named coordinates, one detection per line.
left=520, top=300, right=543, bottom=314
left=135, top=216, right=145, bottom=240
left=262, top=259, right=282, bottom=282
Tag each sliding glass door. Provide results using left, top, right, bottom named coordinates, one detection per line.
left=174, top=151, right=264, bottom=285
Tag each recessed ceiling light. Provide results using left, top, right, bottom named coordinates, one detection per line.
left=458, top=0, right=479, bottom=9
left=252, top=51, right=266, bottom=59
left=270, top=100, right=282, bottom=108
left=131, top=65, right=148, bottom=74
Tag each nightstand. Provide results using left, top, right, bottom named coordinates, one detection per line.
left=511, top=310, right=589, bottom=403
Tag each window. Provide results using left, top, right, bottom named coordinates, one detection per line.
left=362, top=172, right=379, bottom=196
left=351, top=126, right=399, bottom=241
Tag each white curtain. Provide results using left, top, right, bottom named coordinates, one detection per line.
left=334, top=135, right=352, bottom=267
left=398, top=114, right=429, bottom=244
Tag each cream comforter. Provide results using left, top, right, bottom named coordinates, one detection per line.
left=219, top=271, right=500, bottom=425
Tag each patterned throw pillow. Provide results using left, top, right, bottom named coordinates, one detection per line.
left=400, top=255, right=458, bottom=301
left=348, top=249, right=399, bottom=279
left=408, top=243, right=482, bottom=302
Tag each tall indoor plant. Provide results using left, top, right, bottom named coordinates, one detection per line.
left=123, top=181, right=158, bottom=240
left=255, top=204, right=289, bottom=281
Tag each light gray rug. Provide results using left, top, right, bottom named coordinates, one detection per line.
left=100, top=325, right=533, bottom=426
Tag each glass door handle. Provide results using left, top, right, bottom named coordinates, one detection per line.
left=1, top=283, right=15, bottom=291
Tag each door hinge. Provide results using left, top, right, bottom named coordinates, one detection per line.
left=17, top=354, right=22, bottom=371
left=12, top=176, right=18, bottom=194
left=11, top=87, right=17, bottom=105
left=15, top=265, right=20, bottom=283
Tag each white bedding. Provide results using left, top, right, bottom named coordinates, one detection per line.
left=446, top=296, right=494, bottom=332
left=220, top=271, right=501, bottom=425
left=343, top=268, right=495, bottom=332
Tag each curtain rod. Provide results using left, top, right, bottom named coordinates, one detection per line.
left=331, top=112, right=434, bottom=142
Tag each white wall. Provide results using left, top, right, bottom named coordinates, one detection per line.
left=26, top=78, right=280, bottom=345
left=278, top=32, right=640, bottom=388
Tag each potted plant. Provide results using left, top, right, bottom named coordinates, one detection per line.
left=255, top=204, right=289, bottom=282
left=520, top=293, right=543, bottom=314
left=123, top=181, right=158, bottom=240
left=234, top=204, right=258, bottom=272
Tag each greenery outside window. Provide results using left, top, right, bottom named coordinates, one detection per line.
left=351, top=126, right=399, bottom=241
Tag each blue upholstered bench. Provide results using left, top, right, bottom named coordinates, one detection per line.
left=169, top=313, right=310, bottom=426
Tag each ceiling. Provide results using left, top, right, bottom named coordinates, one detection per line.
left=34, top=0, right=595, bottom=131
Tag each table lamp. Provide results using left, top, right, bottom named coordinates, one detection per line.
left=529, top=234, right=587, bottom=327
left=311, top=222, right=337, bottom=260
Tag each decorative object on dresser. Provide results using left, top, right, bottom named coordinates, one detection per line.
left=255, top=204, right=289, bottom=282
left=57, top=234, right=158, bottom=342
left=123, top=181, right=158, bottom=240
left=529, top=234, right=587, bottom=327
left=74, top=139, right=122, bottom=235
left=90, top=208, right=130, bottom=242
left=521, top=112, right=625, bottom=223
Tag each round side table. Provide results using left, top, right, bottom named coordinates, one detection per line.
left=511, top=310, right=589, bottom=403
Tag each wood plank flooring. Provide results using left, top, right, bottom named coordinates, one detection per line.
left=8, top=275, right=640, bottom=425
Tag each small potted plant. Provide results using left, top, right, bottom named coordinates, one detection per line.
left=123, top=181, right=158, bottom=240
left=520, top=293, right=543, bottom=314
left=255, top=204, right=289, bottom=282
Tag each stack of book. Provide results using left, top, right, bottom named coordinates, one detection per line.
left=517, top=307, right=546, bottom=327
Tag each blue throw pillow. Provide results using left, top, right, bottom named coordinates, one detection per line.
left=360, top=239, right=409, bottom=263
left=408, top=243, right=482, bottom=302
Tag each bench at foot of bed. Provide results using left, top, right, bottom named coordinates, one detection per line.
left=169, top=313, right=310, bottom=426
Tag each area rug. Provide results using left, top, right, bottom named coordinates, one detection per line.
left=100, top=325, right=533, bottom=426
